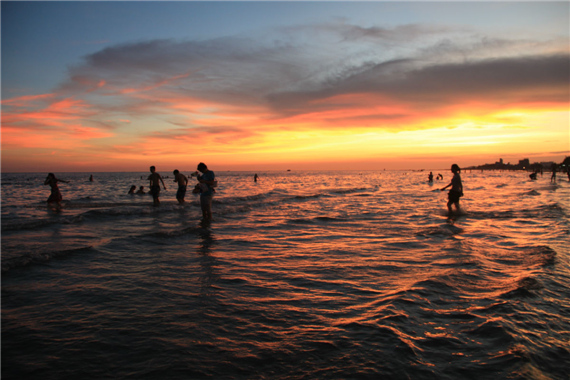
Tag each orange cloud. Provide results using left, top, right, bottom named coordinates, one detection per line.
left=1, top=93, right=55, bottom=107
left=3, top=96, right=95, bottom=126
left=2, top=93, right=115, bottom=159
left=2, top=31, right=568, bottom=171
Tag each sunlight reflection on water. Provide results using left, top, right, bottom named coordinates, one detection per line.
left=2, top=170, right=569, bottom=379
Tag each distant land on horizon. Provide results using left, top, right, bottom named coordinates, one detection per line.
left=466, top=156, right=570, bottom=171
left=3, top=155, right=570, bottom=175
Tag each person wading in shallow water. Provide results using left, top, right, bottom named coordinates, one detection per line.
left=441, top=164, right=463, bottom=215
left=173, top=169, right=188, bottom=204
left=195, top=162, right=216, bottom=221
left=44, top=173, right=69, bottom=211
left=148, top=166, right=166, bottom=206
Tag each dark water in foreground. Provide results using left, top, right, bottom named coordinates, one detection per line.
left=2, top=170, right=569, bottom=379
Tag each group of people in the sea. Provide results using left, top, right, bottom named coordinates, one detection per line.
left=127, top=163, right=216, bottom=220
left=44, top=162, right=568, bottom=220
left=44, top=162, right=216, bottom=220
left=427, top=172, right=444, bottom=182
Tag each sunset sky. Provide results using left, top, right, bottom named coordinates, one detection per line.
left=2, top=1, right=569, bottom=172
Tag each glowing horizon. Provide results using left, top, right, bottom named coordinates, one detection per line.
left=2, top=2, right=569, bottom=173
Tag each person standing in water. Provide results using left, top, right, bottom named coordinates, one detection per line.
left=254, top=173, right=259, bottom=182
left=44, top=173, right=69, bottom=211
left=148, top=166, right=166, bottom=206
left=173, top=169, right=188, bottom=204
left=428, top=172, right=434, bottom=183
left=196, top=162, right=215, bottom=221
left=440, top=164, right=463, bottom=215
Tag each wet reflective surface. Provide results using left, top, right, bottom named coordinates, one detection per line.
left=2, top=170, right=569, bottom=379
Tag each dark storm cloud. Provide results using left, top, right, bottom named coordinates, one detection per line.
left=267, top=53, right=570, bottom=115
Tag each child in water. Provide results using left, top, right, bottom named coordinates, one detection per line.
left=44, top=173, right=69, bottom=211
left=441, top=164, right=463, bottom=215
left=173, top=169, right=188, bottom=204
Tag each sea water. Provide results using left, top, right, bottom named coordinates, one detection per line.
left=2, top=170, right=569, bottom=379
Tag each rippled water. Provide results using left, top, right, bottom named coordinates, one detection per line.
left=2, top=170, right=569, bottom=379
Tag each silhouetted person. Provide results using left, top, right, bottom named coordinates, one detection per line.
left=254, top=173, right=259, bottom=182
left=196, top=162, right=215, bottom=220
left=148, top=166, right=166, bottom=206
left=441, top=164, right=463, bottom=215
left=173, top=169, right=188, bottom=204
left=44, top=173, right=69, bottom=211
left=136, top=186, right=146, bottom=194
left=428, top=172, right=433, bottom=182
left=128, top=185, right=137, bottom=194
left=89, top=175, right=94, bottom=182
left=551, top=163, right=557, bottom=183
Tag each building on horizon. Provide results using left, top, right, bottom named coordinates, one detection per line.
left=519, top=158, right=530, bottom=169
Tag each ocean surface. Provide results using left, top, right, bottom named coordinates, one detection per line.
left=2, top=170, right=569, bottom=379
